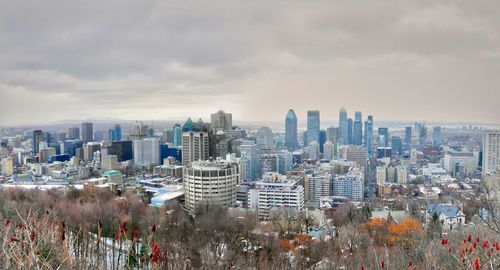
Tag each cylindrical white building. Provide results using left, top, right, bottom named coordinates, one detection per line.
left=183, top=159, right=241, bottom=213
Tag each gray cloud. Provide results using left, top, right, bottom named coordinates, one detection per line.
left=0, top=0, right=499, bottom=126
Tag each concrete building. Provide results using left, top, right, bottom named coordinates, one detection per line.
left=308, top=140, right=320, bottom=160
left=323, top=141, right=335, bottom=161
left=442, top=150, right=479, bottom=176
left=254, top=173, right=304, bottom=219
left=305, top=173, right=332, bottom=204
left=101, top=154, right=119, bottom=171
left=333, top=170, right=364, bottom=201
left=1, top=156, right=14, bottom=177
left=482, top=130, right=500, bottom=174
left=83, top=142, right=101, bottom=162
left=81, top=122, right=93, bottom=144
left=240, top=144, right=260, bottom=180
left=133, top=138, right=161, bottom=166
left=183, top=159, right=241, bottom=213
left=182, top=132, right=209, bottom=166
left=211, top=110, right=232, bottom=132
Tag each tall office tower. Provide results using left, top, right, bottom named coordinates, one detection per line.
left=353, top=111, right=363, bottom=145
left=306, top=110, right=320, bottom=146
left=347, top=118, right=353, bottom=144
left=432, top=126, right=442, bottom=146
left=255, top=174, right=304, bottom=218
left=276, top=151, right=293, bottom=175
left=211, top=110, right=232, bottom=132
left=284, top=109, right=298, bottom=150
left=326, top=127, right=339, bottom=143
left=81, top=122, right=94, bottom=144
left=182, top=118, right=197, bottom=132
left=323, top=141, right=335, bottom=161
left=114, top=124, right=122, bottom=141
left=241, top=144, right=261, bottom=180
left=32, top=130, right=45, bottom=154
left=418, top=125, right=427, bottom=150
left=182, top=132, right=209, bottom=166
left=482, top=130, right=500, bottom=174
left=109, top=140, right=133, bottom=161
left=183, top=159, right=240, bottom=213
left=305, top=173, right=332, bottom=204
left=308, top=140, right=320, bottom=160
left=256, top=127, right=274, bottom=149
left=344, top=145, right=368, bottom=172
left=107, top=129, right=115, bottom=143
left=378, top=127, right=389, bottom=147
left=339, top=108, right=348, bottom=145
left=67, top=127, right=80, bottom=140
left=391, top=136, right=403, bottom=156
left=83, top=142, right=101, bottom=162
left=133, top=138, right=161, bottom=166
left=173, top=124, right=182, bottom=147
left=364, top=115, right=374, bottom=156
left=319, top=130, right=327, bottom=153
left=405, top=126, right=412, bottom=146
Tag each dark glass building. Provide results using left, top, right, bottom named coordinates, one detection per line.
left=306, top=110, right=320, bottom=145
left=285, top=109, right=298, bottom=150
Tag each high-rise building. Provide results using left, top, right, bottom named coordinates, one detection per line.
left=482, top=130, right=500, bottom=174
left=343, top=145, right=368, bottom=172
left=109, top=140, right=133, bottom=161
left=326, top=127, right=339, bottom=144
left=114, top=124, right=122, bottom=141
left=432, top=126, right=442, bottom=147
left=102, top=155, right=119, bottom=171
left=308, top=141, right=320, bottom=160
left=83, top=142, right=101, bottom=162
left=378, top=127, right=389, bottom=147
left=276, top=151, right=293, bottom=175
left=418, top=124, right=427, bottom=150
left=32, top=130, right=45, bottom=154
left=305, top=173, right=332, bottom=204
left=284, top=109, right=298, bottom=150
left=182, top=132, right=209, bottom=166
left=405, top=127, right=412, bottom=147
left=67, top=127, right=80, bottom=140
left=323, top=141, right=335, bottom=161
left=133, top=138, right=161, bottom=166
left=62, top=139, right=83, bottom=157
left=1, top=156, right=14, bottom=176
left=339, top=108, right=348, bottom=145
left=173, top=124, right=182, bottom=147
left=307, top=110, right=320, bottom=146
left=333, top=170, right=364, bottom=201
left=353, top=111, right=363, bottom=145
left=256, top=127, right=274, bottom=149
left=211, top=110, right=232, bottom=132
left=391, top=136, right=403, bottom=156
left=240, top=144, right=260, bottom=180
left=347, top=118, right=353, bottom=145
left=81, top=122, right=94, bottom=144
left=254, top=174, right=304, bottom=218
left=364, top=115, right=373, bottom=156
left=183, top=159, right=241, bottom=213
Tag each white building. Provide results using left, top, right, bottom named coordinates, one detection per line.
left=133, top=138, right=160, bottom=166
left=425, top=204, right=465, bottom=230
left=376, top=166, right=387, bottom=184
left=102, top=154, right=119, bottom=171
left=396, top=166, right=408, bottom=184
left=442, top=150, right=478, bottom=175
left=182, top=132, right=209, bottom=166
left=323, top=141, right=335, bottom=161
left=254, top=173, right=304, bottom=219
left=308, top=140, right=320, bottom=160
left=305, top=173, right=332, bottom=204
left=482, top=130, right=500, bottom=174
left=183, top=159, right=241, bottom=213
left=333, top=170, right=364, bottom=201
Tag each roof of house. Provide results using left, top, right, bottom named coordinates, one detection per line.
left=427, top=204, right=462, bottom=218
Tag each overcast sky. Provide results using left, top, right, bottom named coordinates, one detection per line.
left=1, top=0, right=499, bottom=126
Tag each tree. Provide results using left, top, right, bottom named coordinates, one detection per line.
left=426, top=212, right=442, bottom=240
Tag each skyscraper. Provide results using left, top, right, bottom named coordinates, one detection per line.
left=319, top=130, right=327, bottom=153
left=339, top=108, right=348, bottom=145
left=240, top=144, right=261, bottom=180
left=323, top=141, right=335, bottom=161
left=405, top=127, right=412, bottom=146
left=210, top=110, right=232, bottom=132
left=133, top=138, right=161, bottom=166
left=182, top=132, right=209, bottom=166
left=256, top=127, right=274, bottom=149
left=173, top=124, right=182, bottom=147
left=364, top=115, right=373, bottom=156
left=308, top=141, right=320, bottom=160
left=353, top=111, right=363, bottom=145
left=378, top=127, right=389, bottom=147
left=114, top=124, right=122, bottom=141
left=67, top=127, right=80, bottom=140
left=285, top=109, right=298, bottom=150
left=391, top=136, right=403, bottom=156
left=32, top=130, right=45, bottom=154
left=432, top=126, right=442, bottom=147
left=419, top=125, right=427, bottom=150
left=307, top=110, right=320, bottom=146
left=482, top=130, right=500, bottom=174
left=347, top=118, right=353, bottom=145
left=81, top=122, right=93, bottom=144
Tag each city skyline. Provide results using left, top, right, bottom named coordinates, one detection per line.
left=1, top=1, right=500, bottom=126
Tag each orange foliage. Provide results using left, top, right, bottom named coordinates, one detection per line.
left=280, top=234, right=313, bottom=252
left=387, top=219, right=423, bottom=246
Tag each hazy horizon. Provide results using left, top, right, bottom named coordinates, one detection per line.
left=1, top=1, right=500, bottom=126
